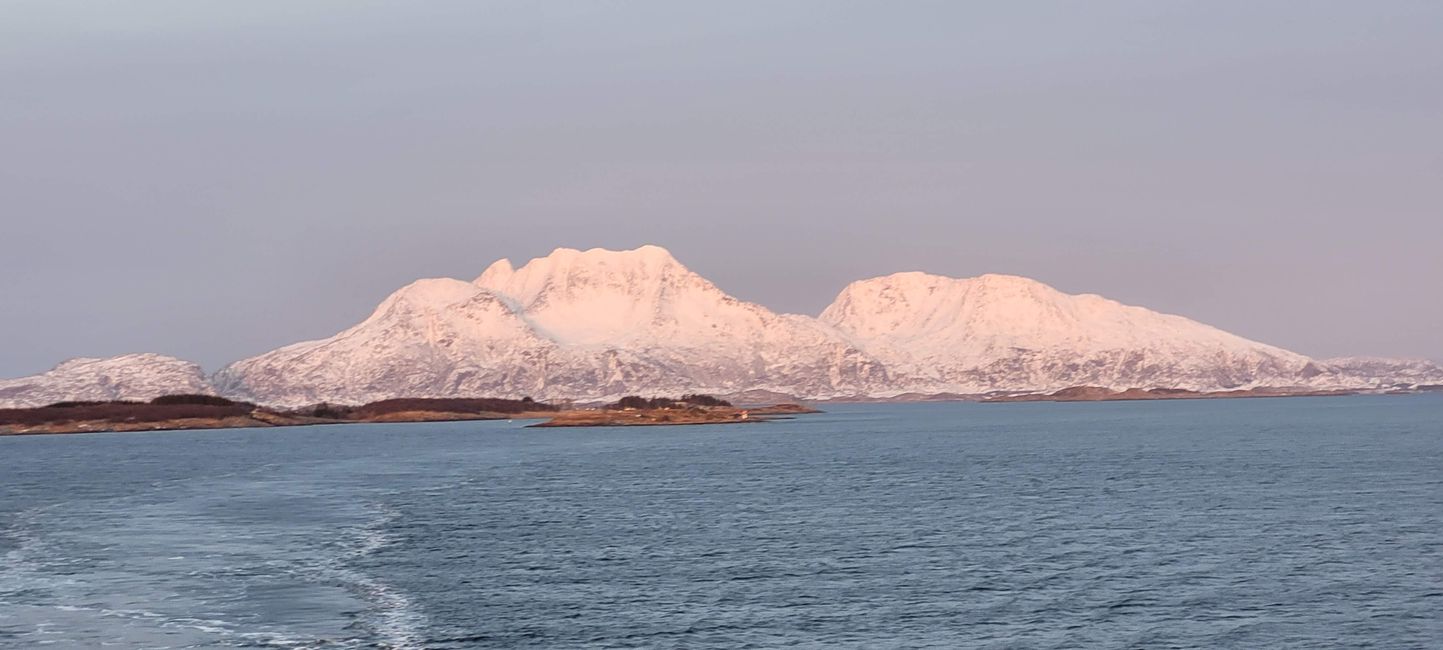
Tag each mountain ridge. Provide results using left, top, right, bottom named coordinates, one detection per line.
left=4, top=245, right=1441, bottom=408
left=819, top=270, right=1325, bottom=394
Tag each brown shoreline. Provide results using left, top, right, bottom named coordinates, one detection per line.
left=4, top=388, right=1431, bottom=437
left=0, top=404, right=821, bottom=437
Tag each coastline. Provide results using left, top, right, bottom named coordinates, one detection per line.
left=0, top=403, right=821, bottom=437
left=0, top=410, right=554, bottom=438
left=5, top=388, right=1437, bottom=437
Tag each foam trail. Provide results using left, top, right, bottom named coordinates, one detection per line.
left=336, top=502, right=429, bottom=649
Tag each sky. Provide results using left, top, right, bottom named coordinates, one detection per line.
left=2, top=1, right=1441, bottom=377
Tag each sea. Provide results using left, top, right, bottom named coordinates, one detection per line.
left=1, top=396, right=1440, bottom=648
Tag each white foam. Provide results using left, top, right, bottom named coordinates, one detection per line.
left=328, top=502, right=429, bottom=649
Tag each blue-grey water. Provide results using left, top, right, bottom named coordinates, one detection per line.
left=2, top=396, right=1440, bottom=648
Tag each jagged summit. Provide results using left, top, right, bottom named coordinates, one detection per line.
left=473, top=245, right=743, bottom=347
left=475, top=245, right=679, bottom=289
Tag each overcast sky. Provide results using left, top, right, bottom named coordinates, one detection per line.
left=3, top=1, right=1441, bottom=377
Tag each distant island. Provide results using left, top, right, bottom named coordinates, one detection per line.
left=0, top=393, right=819, bottom=436
left=529, top=395, right=820, bottom=427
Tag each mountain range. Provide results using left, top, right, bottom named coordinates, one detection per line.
left=4, top=246, right=1440, bottom=408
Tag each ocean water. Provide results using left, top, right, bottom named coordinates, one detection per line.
left=1, top=396, right=1440, bottom=649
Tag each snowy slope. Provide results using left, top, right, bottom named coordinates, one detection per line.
left=214, top=279, right=567, bottom=406
left=820, top=272, right=1326, bottom=394
left=0, top=354, right=215, bottom=409
left=1320, top=357, right=1443, bottom=388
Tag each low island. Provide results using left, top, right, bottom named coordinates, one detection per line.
left=529, top=395, right=819, bottom=427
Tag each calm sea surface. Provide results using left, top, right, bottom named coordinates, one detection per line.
left=1, top=396, right=1440, bottom=648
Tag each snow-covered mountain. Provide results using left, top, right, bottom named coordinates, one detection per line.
left=0, top=354, right=215, bottom=409
left=216, top=246, right=888, bottom=406
left=820, top=272, right=1326, bottom=394
left=11, top=246, right=1440, bottom=407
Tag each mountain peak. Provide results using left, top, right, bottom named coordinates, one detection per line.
left=49, top=353, right=197, bottom=374
left=362, top=277, right=495, bottom=325
left=387, top=277, right=487, bottom=307
left=821, top=271, right=1069, bottom=337
left=844, top=271, right=1056, bottom=293
left=970, top=272, right=1054, bottom=289
left=471, top=245, right=718, bottom=345
left=476, top=258, right=514, bottom=286
left=834, top=271, right=1059, bottom=297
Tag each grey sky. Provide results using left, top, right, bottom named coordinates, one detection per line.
left=3, top=1, right=1441, bottom=377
